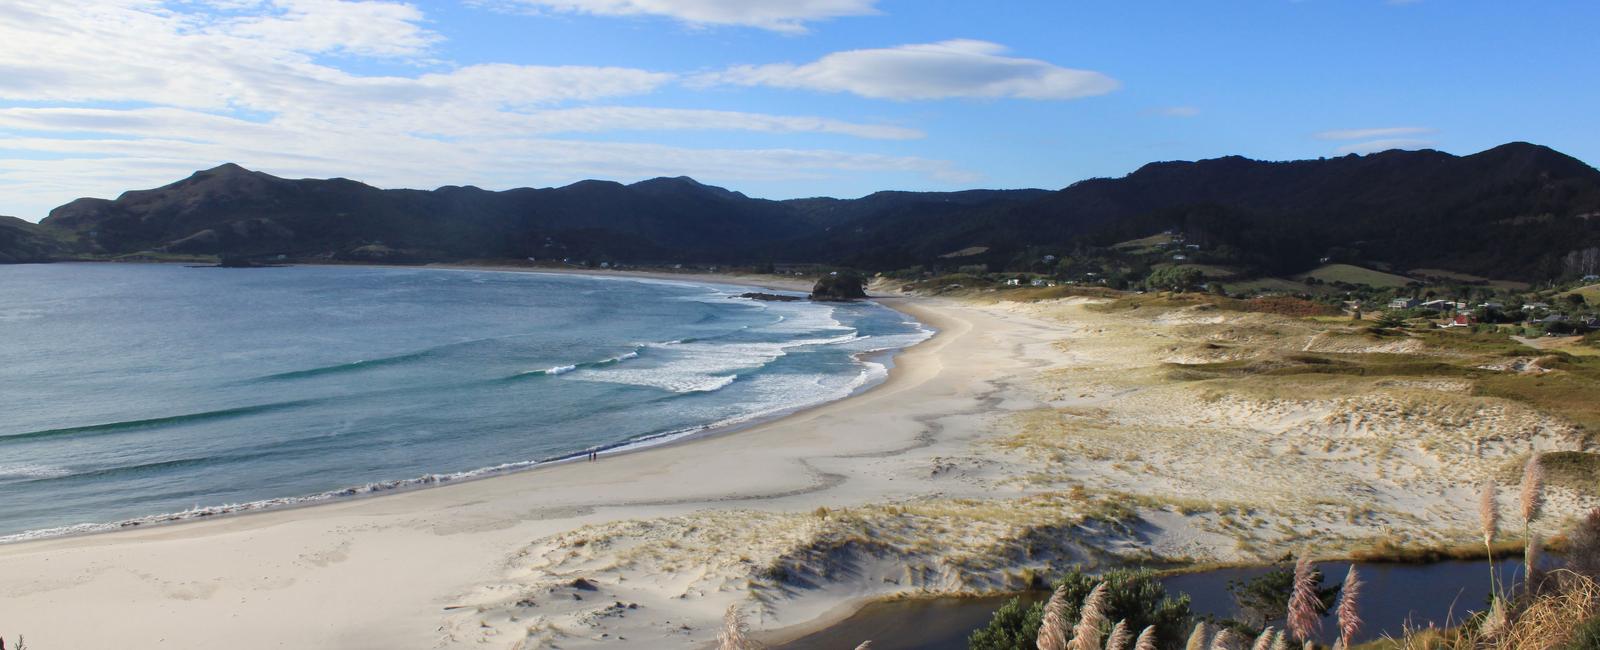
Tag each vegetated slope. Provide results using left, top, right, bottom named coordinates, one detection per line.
left=0, top=215, right=74, bottom=263
left=829, top=142, right=1600, bottom=279
left=25, top=142, right=1600, bottom=280
left=41, top=165, right=816, bottom=263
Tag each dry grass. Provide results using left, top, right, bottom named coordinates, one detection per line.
left=1298, top=264, right=1415, bottom=288
left=1501, top=451, right=1600, bottom=498
left=1349, top=536, right=1531, bottom=564
left=1365, top=571, right=1600, bottom=650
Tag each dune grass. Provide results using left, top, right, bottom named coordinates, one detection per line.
left=1497, top=452, right=1600, bottom=499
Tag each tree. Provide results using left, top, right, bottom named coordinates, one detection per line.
left=1226, top=560, right=1341, bottom=631
left=1145, top=266, right=1204, bottom=292
left=969, top=568, right=1191, bottom=650
left=1375, top=312, right=1408, bottom=330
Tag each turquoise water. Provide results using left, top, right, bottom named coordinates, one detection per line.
left=0, top=264, right=929, bottom=540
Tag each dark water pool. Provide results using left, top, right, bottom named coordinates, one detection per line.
left=777, top=560, right=1521, bottom=649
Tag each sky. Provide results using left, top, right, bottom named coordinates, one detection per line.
left=1, top=1, right=1598, bottom=221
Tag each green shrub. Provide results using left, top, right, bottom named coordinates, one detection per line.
left=1562, top=615, right=1600, bottom=649
left=969, top=568, right=1191, bottom=650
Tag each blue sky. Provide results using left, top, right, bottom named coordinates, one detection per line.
left=1, top=1, right=1597, bottom=220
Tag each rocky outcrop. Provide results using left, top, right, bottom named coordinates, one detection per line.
left=810, top=272, right=868, bottom=301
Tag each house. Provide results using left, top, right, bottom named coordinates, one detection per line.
left=1442, top=314, right=1475, bottom=328
left=1419, top=299, right=1453, bottom=312
left=1389, top=298, right=1420, bottom=309
left=1523, top=302, right=1552, bottom=312
left=1171, top=254, right=1188, bottom=261
left=1478, top=302, right=1505, bottom=310
left=1583, top=275, right=1600, bottom=283
left=1004, top=278, right=1022, bottom=286
left=1030, top=278, right=1050, bottom=287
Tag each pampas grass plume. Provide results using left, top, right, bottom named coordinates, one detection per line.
left=1186, top=622, right=1211, bottom=650
left=1210, top=628, right=1240, bottom=650
left=1251, top=627, right=1276, bottom=650
left=1288, top=555, right=1323, bottom=642
left=1522, top=453, right=1545, bottom=525
left=718, top=604, right=752, bottom=650
left=1106, top=620, right=1132, bottom=650
left=1069, top=583, right=1109, bottom=650
left=1037, top=582, right=1072, bottom=650
left=1336, top=565, right=1362, bottom=648
left=1481, top=479, right=1500, bottom=545
left=1134, top=626, right=1158, bottom=650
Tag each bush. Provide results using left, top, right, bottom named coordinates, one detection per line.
left=1226, top=559, right=1339, bottom=629
left=1145, top=267, right=1204, bottom=292
left=1564, top=615, right=1600, bottom=649
left=969, top=568, right=1191, bottom=650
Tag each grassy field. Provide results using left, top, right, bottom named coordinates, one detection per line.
left=1222, top=277, right=1314, bottom=294
left=1565, top=283, right=1600, bottom=303
left=1149, top=262, right=1239, bottom=278
left=1411, top=268, right=1533, bottom=290
left=1299, top=263, right=1416, bottom=288
left=938, top=246, right=989, bottom=258
left=1110, top=233, right=1173, bottom=253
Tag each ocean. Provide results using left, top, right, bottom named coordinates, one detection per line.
left=0, top=264, right=930, bottom=541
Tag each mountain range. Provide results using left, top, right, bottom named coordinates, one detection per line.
left=9, top=142, right=1600, bottom=280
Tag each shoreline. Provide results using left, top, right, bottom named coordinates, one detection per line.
left=0, top=269, right=1007, bottom=650
left=0, top=265, right=927, bottom=546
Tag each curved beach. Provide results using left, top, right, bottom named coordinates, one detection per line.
left=0, top=290, right=1052, bottom=648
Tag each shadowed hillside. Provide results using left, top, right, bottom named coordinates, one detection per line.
left=20, top=143, right=1600, bottom=280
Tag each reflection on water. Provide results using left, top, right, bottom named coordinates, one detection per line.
left=778, top=560, right=1523, bottom=650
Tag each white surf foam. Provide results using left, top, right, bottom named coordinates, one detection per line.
left=0, top=464, right=73, bottom=480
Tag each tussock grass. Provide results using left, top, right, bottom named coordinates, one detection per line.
left=1477, top=368, right=1600, bottom=436
left=1348, top=536, right=1534, bottom=564
left=1499, top=451, right=1600, bottom=498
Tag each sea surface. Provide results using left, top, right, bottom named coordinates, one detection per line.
left=0, top=263, right=929, bottom=541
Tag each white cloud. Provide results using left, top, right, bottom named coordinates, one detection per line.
left=1150, top=106, right=1199, bottom=118
left=219, top=0, right=441, bottom=58
left=1334, top=138, right=1436, bottom=154
left=485, top=0, right=879, bottom=33
left=0, top=0, right=965, bottom=218
left=699, top=39, right=1120, bottom=101
left=0, top=105, right=922, bottom=141
left=1315, top=126, right=1435, bottom=140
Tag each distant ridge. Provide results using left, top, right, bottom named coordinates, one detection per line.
left=15, top=142, right=1600, bottom=280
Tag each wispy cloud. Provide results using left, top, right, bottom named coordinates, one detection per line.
left=1315, top=126, right=1435, bottom=140
left=481, top=0, right=880, bottom=33
left=1149, top=106, right=1200, bottom=118
left=1334, top=138, right=1436, bottom=154
left=0, top=0, right=963, bottom=218
left=697, top=39, right=1120, bottom=101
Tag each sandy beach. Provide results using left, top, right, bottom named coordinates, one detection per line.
left=4, top=278, right=1596, bottom=649
left=0, top=278, right=1063, bottom=648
